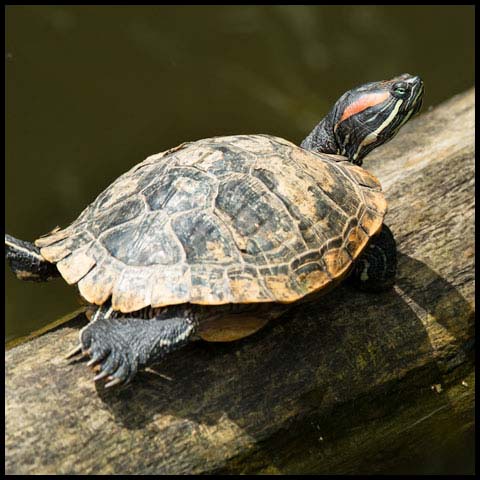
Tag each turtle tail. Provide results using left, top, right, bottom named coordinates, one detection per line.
left=5, top=234, right=60, bottom=282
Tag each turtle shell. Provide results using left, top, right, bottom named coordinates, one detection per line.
left=35, top=135, right=386, bottom=313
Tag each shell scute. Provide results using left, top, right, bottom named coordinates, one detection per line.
left=100, top=212, right=184, bottom=267
left=77, top=261, right=118, bottom=306
left=56, top=249, right=96, bottom=285
left=142, top=167, right=216, bottom=213
left=171, top=211, right=241, bottom=265
left=150, top=265, right=191, bottom=307
left=111, top=267, right=153, bottom=312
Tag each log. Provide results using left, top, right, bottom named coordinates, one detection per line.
left=5, top=88, right=475, bottom=475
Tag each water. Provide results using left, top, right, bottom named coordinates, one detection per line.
left=5, top=5, right=474, bottom=474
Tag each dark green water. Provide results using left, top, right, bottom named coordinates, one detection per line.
left=5, top=5, right=474, bottom=474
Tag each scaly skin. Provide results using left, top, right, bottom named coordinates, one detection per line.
left=73, top=304, right=198, bottom=388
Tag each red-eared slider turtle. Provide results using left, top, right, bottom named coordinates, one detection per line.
left=5, top=74, right=424, bottom=387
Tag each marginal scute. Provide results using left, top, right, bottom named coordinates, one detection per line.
left=150, top=265, right=191, bottom=307
left=77, top=261, right=120, bottom=306
left=226, top=266, right=270, bottom=303
left=228, top=277, right=263, bottom=303
left=39, top=230, right=93, bottom=263
left=35, top=227, right=72, bottom=248
left=111, top=267, right=153, bottom=312
left=40, top=242, right=73, bottom=263
left=56, top=250, right=96, bottom=285
left=294, top=264, right=331, bottom=293
left=189, top=265, right=232, bottom=304
left=35, top=134, right=387, bottom=309
left=263, top=274, right=299, bottom=303
left=344, top=224, right=370, bottom=259
left=361, top=188, right=388, bottom=216
left=359, top=207, right=384, bottom=237
left=341, top=162, right=382, bottom=190
left=323, top=247, right=353, bottom=279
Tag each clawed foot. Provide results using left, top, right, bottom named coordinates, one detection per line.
left=65, top=318, right=144, bottom=388
left=80, top=318, right=145, bottom=387
left=66, top=342, right=127, bottom=388
left=65, top=314, right=197, bottom=388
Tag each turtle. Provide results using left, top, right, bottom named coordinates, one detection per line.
left=5, top=73, right=424, bottom=388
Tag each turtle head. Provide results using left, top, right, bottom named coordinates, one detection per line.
left=301, top=74, right=424, bottom=165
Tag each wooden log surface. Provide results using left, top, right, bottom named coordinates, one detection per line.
left=5, top=88, right=475, bottom=474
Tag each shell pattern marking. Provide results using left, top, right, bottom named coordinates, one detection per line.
left=36, top=135, right=386, bottom=312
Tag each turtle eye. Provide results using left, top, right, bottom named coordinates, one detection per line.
left=392, top=82, right=409, bottom=98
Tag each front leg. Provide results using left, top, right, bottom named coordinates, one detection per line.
left=348, top=224, right=397, bottom=292
left=75, top=305, right=198, bottom=387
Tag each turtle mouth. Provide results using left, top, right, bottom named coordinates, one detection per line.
left=411, top=85, right=424, bottom=117
left=403, top=75, right=424, bottom=116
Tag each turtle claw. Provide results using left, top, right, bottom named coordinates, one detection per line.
left=78, top=318, right=140, bottom=388
left=64, top=343, right=83, bottom=360
left=93, top=369, right=110, bottom=382
left=87, top=356, right=102, bottom=367
left=105, top=376, right=123, bottom=389
left=77, top=312, right=196, bottom=388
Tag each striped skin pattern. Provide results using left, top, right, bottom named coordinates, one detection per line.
left=302, top=73, right=424, bottom=165
left=335, top=74, right=424, bottom=163
left=35, top=135, right=387, bottom=313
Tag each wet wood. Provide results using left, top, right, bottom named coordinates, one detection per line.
left=5, top=88, right=474, bottom=474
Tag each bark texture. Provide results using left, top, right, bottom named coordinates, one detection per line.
left=5, top=88, right=475, bottom=475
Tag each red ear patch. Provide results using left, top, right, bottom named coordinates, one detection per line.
left=339, top=91, right=390, bottom=123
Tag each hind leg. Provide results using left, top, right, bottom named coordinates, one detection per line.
left=348, top=224, right=397, bottom=292
left=72, top=305, right=199, bottom=388
left=5, top=234, right=59, bottom=281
